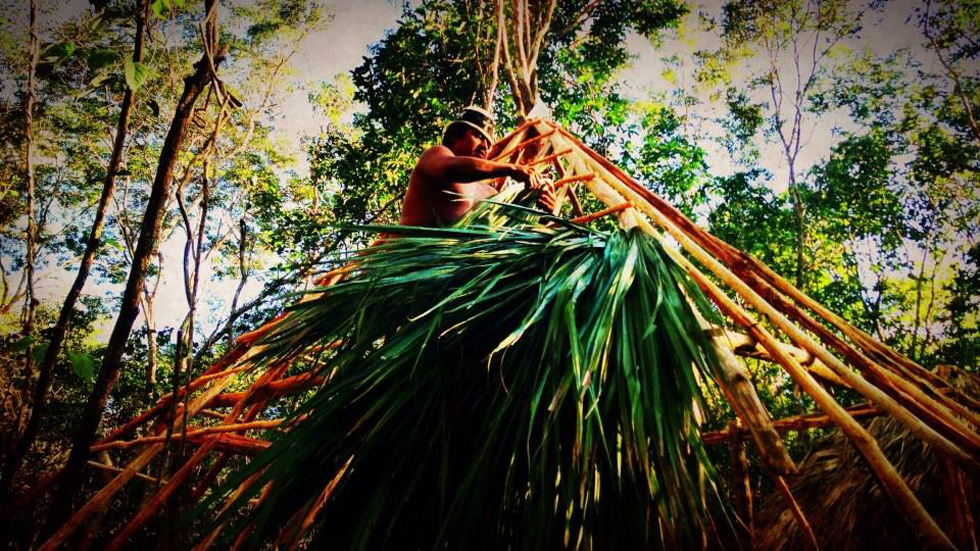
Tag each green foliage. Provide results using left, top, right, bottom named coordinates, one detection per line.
left=200, top=204, right=733, bottom=548
left=308, top=0, right=689, bottom=240
left=619, top=101, right=711, bottom=216
left=708, top=169, right=797, bottom=274
left=122, top=60, right=150, bottom=91
left=67, top=351, right=95, bottom=380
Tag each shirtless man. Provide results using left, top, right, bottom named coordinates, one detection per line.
left=399, top=106, right=556, bottom=227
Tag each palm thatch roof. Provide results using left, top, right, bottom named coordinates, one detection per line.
left=754, top=366, right=980, bottom=551
left=27, top=119, right=980, bottom=550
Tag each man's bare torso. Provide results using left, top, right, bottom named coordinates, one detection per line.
left=399, top=146, right=499, bottom=227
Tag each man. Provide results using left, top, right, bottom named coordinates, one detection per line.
left=399, top=106, right=556, bottom=227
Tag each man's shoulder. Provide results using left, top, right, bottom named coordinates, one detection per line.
left=419, top=144, right=454, bottom=160
left=414, top=144, right=455, bottom=179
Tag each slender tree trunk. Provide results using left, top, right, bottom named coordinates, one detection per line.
left=228, top=218, right=249, bottom=349
left=42, top=0, right=221, bottom=532
left=143, top=251, right=162, bottom=383
left=143, top=286, right=159, bottom=383
left=909, top=248, right=929, bottom=360
left=22, top=0, right=38, bottom=365
left=162, top=158, right=212, bottom=542
left=2, top=0, right=41, bottom=498
left=788, top=169, right=807, bottom=292
left=1, top=0, right=149, bottom=499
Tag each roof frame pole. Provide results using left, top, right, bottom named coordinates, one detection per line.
left=544, top=122, right=957, bottom=549
left=104, top=362, right=291, bottom=550
left=562, top=125, right=980, bottom=430
left=39, top=350, right=257, bottom=550
left=535, top=122, right=797, bottom=474
left=555, top=122, right=980, bottom=469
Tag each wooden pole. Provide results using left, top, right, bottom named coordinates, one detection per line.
left=771, top=473, right=819, bottom=551
left=538, top=121, right=795, bottom=474
left=547, top=123, right=958, bottom=549
left=491, top=128, right=555, bottom=161
left=94, top=344, right=250, bottom=446
left=39, top=346, right=255, bottom=550
left=728, top=421, right=754, bottom=548
left=90, top=419, right=283, bottom=452
left=554, top=173, right=594, bottom=188
left=703, top=404, right=882, bottom=444
left=103, top=363, right=290, bottom=550
left=569, top=202, right=632, bottom=224
left=557, top=123, right=978, bottom=472
left=562, top=123, right=980, bottom=440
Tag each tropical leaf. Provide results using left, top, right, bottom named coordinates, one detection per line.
left=68, top=351, right=95, bottom=380
left=195, top=201, right=734, bottom=549
left=123, top=60, right=151, bottom=92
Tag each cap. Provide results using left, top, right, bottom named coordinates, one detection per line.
left=443, top=105, right=496, bottom=143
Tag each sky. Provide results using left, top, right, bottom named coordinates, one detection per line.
left=8, top=0, right=966, bottom=342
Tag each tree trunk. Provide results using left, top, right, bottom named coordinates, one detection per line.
left=42, top=0, right=221, bottom=533
left=143, top=251, right=162, bottom=383
left=1, top=0, right=149, bottom=499
left=788, top=168, right=806, bottom=292
left=1, top=0, right=41, bottom=499
left=228, top=218, right=249, bottom=349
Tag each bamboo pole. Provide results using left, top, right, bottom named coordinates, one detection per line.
left=103, top=363, right=290, bottom=550
left=566, top=184, right=585, bottom=217
left=86, top=461, right=162, bottom=484
left=491, top=128, right=556, bottom=161
left=718, top=328, right=846, bottom=387
left=193, top=262, right=358, bottom=549
left=554, top=173, right=594, bottom=188
left=730, top=238, right=980, bottom=412
left=566, top=123, right=980, bottom=436
left=546, top=123, right=958, bottom=549
left=532, top=123, right=639, bottom=229
left=90, top=419, right=283, bottom=452
left=721, top=257, right=980, bottom=447
left=771, top=473, right=820, bottom=551
left=184, top=433, right=269, bottom=456
left=94, top=344, right=250, bottom=446
left=486, top=118, right=537, bottom=160
left=491, top=126, right=532, bottom=189
left=538, top=121, right=796, bottom=474
left=39, top=345, right=260, bottom=550
left=206, top=372, right=324, bottom=408
left=703, top=404, right=883, bottom=444
left=549, top=159, right=572, bottom=215
left=189, top=385, right=292, bottom=500
left=704, top=322, right=796, bottom=474
left=569, top=202, right=632, bottom=224
left=556, top=123, right=979, bottom=470
left=528, top=147, right=571, bottom=167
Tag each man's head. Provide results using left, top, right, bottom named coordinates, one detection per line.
left=442, top=106, right=495, bottom=158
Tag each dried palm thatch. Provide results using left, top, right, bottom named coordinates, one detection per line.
left=755, top=367, right=980, bottom=551
left=29, top=119, right=980, bottom=551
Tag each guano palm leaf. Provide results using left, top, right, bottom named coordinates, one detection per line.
left=197, top=203, right=734, bottom=550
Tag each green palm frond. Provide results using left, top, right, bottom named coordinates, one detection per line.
left=197, top=202, right=734, bottom=550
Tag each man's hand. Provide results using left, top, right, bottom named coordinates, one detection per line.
left=507, top=164, right=543, bottom=190
left=508, top=165, right=556, bottom=212
left=537, top=182, right=556, bottom=213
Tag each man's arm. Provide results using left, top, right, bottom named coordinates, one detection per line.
left=418, top=146, right=539, bottom=187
